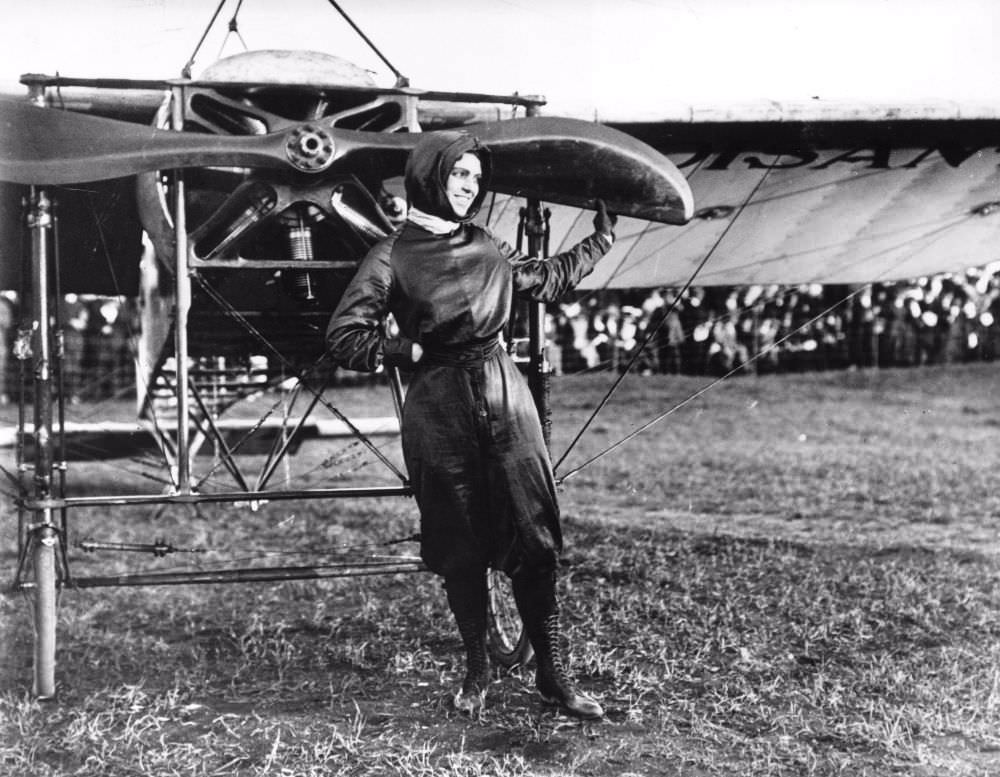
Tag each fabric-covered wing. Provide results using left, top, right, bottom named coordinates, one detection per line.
left=483, top=115, right=1000, bottom=287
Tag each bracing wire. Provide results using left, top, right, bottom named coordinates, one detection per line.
left=217, top=0, right=249, bottom=60
left=90, top=533, right=424, bottom=578
left=193, top=274, right=408, bottom=482
left=326, top=0, right=410, bottom=87
left=555, top=288, right=864, bottom=485
left=553, top=155, right=781, bottom=474
left=84, top=193, right=177, bottom=478
left=555, top=206, right=980, bottom=484
left=182, top=0, right=230, bottom=78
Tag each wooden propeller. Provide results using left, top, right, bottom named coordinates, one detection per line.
left=0, top=98, right=692, bottom=224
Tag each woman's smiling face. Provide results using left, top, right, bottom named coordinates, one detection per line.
left=445, top=152, right=482, bottom=218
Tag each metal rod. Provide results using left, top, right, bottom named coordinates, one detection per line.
left=187, top=376, right=250, bottom=492
left=522, top=104, right=552, bottom=448
left=18, top=561, right=428, bottom=589
left=171, top=85, right=192, bottom=493
left=49, top=202, right=72, bottom=584
left=27, top=185, right=58, bottom=699
left=19, top=74, right=547, bottom=108
left=32, top=526, right=58, bottom=698
left=388, top=366, right=406, bottom=427
left=14, top=190, right=31, bottom=581
left=523, top=199, right=552, bottom=448
left=188, top=258, right=356, bottom=270
left=22, top=484, right=412, bottom=510
left=256, top=381, right=324, bottom=492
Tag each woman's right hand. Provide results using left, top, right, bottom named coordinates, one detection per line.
left=412, top=342, right=423, bottom=363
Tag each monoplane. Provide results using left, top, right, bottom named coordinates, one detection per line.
left=3, top=1, right=1000, bottom=701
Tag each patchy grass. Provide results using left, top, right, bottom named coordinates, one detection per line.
left=3, top=364, right=1000, bottom=775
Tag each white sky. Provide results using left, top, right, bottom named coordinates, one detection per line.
left=1, top=0, right=997, bottom=117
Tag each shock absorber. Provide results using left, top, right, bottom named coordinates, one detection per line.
left=281, top=205, right=320, bottom=302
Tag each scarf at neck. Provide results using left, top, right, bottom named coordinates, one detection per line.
left=407, top=206, right=460, bottom=235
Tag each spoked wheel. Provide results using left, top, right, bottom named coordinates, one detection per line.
left=486, top=569, right=533, bottom=668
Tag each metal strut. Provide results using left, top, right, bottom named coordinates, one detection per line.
left=519, top=200, right=553, bottom=447
left=24, top=184, right=59, bottom=700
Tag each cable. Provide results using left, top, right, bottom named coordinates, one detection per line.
left=553, top=155, right=780, bottom=473
left=182, top=0, right=230, bottom=79
left=555, top=286, right=866, bottom=485
left=193, top=274, right=408, bottom=482
left=554, top=209, right=981, bottom=483
left=326, top=0, right=410, bottom=87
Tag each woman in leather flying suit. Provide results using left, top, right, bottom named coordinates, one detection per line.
left=326, top=130, right=615, bottom=719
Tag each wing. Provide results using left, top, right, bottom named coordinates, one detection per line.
left=484, top=101, right=1000, bottom=287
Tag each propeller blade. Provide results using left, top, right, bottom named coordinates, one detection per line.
left=0, top=98, right=414, bottom=185
left=466, top=117, right=694, bottom=225
left=0, top=100, right=692, bottom=224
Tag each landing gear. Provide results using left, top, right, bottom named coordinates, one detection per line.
left=486, top=569, right=533, bottom=668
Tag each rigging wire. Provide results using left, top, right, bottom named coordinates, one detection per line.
left=549, top=206, right=971, bottom=379
left=555, top=209, right=981, bottom=484
left=326, top=0, right=410, bottom=87
left=217, top=0, right=249, bottom=61
left=85, top=193, right=177, bottom=479
left=555, top=287, right=866, bottom=485
left=569, top=156, right=709, bottom=312
left=91, top=534, right=424, bottom=578
left=182, top=0, right=230, bottom=78
left=193, top=273, right=408, bottom=482
left=553, top=155, right=781, bottom=474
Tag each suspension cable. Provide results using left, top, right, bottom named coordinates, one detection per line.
left=216, top=0, right=249, bottom=60
left=181, top=0, right=230, bottom=79
left=553, top=156, right=781, bottom=473
left=326, top=0, right=410, bottom=87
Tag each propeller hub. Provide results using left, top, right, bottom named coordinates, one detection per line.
left=285, top=124, right=335, bottom=173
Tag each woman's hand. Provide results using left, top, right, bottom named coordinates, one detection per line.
left=593, top=199, right=617, bottom=242
left=382, top=336, right=421, bottom=369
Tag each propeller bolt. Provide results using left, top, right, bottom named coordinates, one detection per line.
left=285, top=124, right=335, bottom=173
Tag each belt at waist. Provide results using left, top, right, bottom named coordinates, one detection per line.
left=420, top=337, right=502, bottom=367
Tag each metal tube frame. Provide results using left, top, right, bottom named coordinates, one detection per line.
left=24, top=184, right=59, bottom=699
left=170, top=85, right=193, bottom=493
left=7, top=83, right=423, bottom=700
left=522, top=105, right=552, bottom=445
left=6, top=75, right=554, bottom=698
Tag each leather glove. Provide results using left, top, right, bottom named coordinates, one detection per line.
left=593, top=199, right=617, bottom=241
left=382, top=336, right=421, bottom=369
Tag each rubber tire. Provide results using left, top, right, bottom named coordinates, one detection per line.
left=486, top=568, right=533, bottom=668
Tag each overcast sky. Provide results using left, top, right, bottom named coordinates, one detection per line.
left=1, top=0, right=997, bottom=117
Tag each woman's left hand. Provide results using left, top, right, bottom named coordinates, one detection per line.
left=593, top=199, right=617, bottom=241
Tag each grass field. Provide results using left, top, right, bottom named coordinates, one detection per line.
left=2, top=363, right=1000, bottom=776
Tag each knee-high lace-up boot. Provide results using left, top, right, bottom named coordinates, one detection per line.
left=444, top=574, right=491, bottom=716
left=512, top=570, right=603, bottom=720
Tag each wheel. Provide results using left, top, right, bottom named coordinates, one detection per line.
left=486, top=569, right=533, bottom=668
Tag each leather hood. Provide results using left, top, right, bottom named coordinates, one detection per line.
left=403, top=131, right=492, bottom=222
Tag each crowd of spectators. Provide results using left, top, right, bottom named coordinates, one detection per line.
left=0, top=293, right=135, bottom=404
left=2, top=264, right=999, bottom=403
left=543, top=264, right=1000, bottom=377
